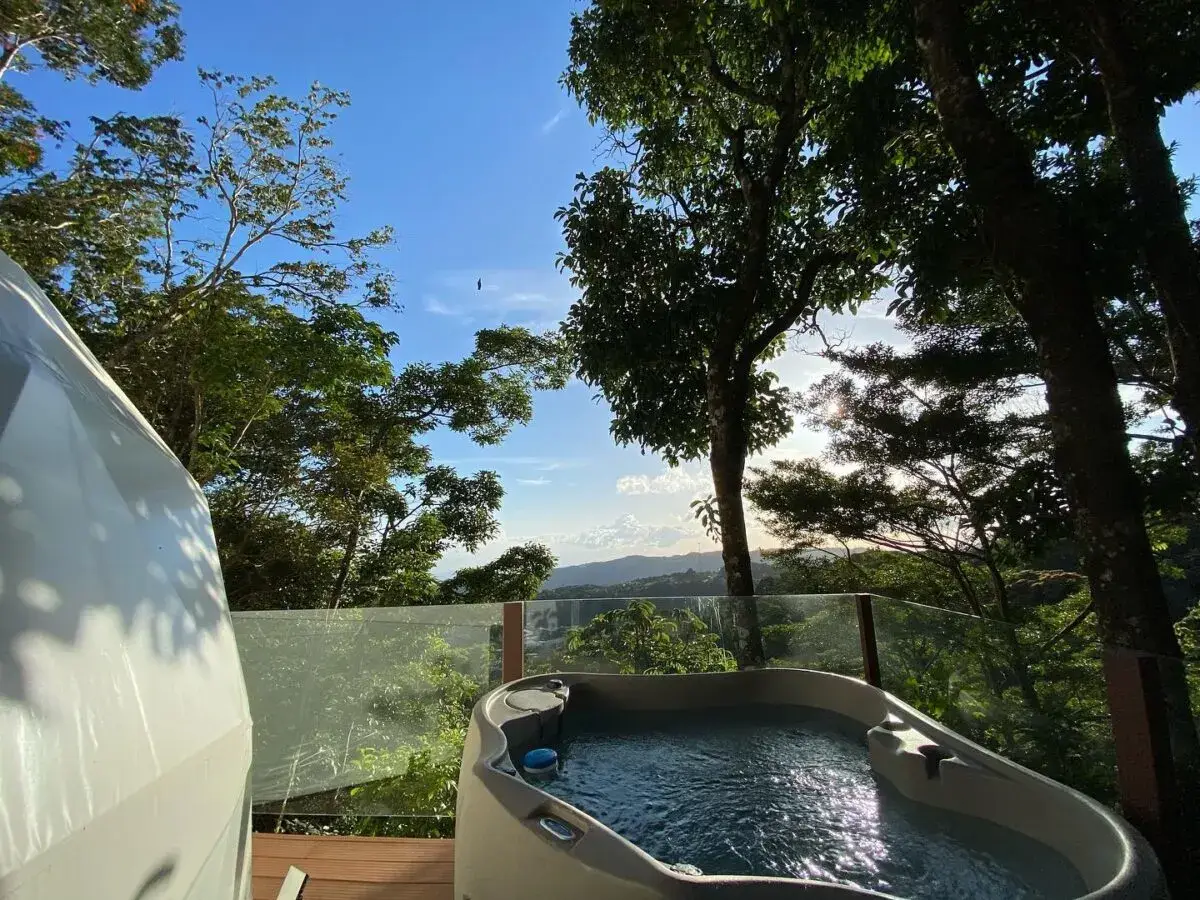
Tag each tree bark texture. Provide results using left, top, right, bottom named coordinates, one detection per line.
left=707, top=368, right=765, bottom=667
left=1074, top=0, right=1200, bottom=457
left=911, top=0, right=1200, bottom=883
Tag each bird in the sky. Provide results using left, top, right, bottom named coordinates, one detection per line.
left=477, top=278, right=482, bottom=291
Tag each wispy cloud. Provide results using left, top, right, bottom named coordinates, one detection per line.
left=501, top=291, right=565, bottom=311
left=428, top=269, right=575, bottom=329
left=540, top=108, right=567, bottom=135
left=538, top=460, right=585, bottom=471
left=444, top=455, right=589, bottom=472
left=423, top=295, right=473, bottom=320
left=516, top=316, right=568, bottom=333
left=616, top=465, right=712, bottom=496
left=517, top=476, right=551, bottom=486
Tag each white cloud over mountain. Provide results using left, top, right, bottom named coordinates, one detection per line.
left=615, top=466, right=711, bottom=496
left=558, top=514, right=695, bottom=550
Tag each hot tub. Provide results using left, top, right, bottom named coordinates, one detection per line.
left=454, top=670, right=1166, bottom=899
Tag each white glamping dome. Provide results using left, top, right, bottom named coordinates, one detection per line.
left=0, top=251, right=253, bottom=899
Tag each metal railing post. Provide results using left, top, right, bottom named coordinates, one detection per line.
left=501, top=601, right=525, bottom=683
left=855, top=593, right=882, bottom=688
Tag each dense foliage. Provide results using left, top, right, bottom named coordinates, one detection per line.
left=561, top=598, right=737, bottom=674
left=1, top=1, right=182, bottom=89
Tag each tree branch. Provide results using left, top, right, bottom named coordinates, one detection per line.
left=728, top=125, right=754, bottom=205
left=1038, top=600, right=1095, bottom=655
left=0, top=35, right=44, bottom=81
left=739, top=251, right=843, bottom=367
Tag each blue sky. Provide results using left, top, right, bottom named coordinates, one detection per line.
left=16, top=1, right=1200, bottom=572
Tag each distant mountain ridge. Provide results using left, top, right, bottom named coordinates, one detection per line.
left=541, top=549, right=773, bottom=590
left=537, top=563, right=779, bottom=600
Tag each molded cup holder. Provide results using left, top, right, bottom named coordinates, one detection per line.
left=918, top=744, right=954, bottom=778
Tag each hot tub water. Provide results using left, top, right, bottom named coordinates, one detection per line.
left=527, top=706, right=1085, bottom=900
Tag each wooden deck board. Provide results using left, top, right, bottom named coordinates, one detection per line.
left=252, top=834, right=454, bottom=900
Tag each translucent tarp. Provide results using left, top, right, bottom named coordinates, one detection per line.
left=233, top=604, right=502, bottom=810
left=0, top=251, right=252, bottom=899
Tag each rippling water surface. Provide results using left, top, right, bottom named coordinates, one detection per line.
left=532, top=706, right=1085, bottom=900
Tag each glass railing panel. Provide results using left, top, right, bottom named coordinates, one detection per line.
left=236, top=592, right=1173, bottom=833
left=871, top=595, right=1118, bottom=805
left=522, top=596, right=746, bottom=674
left=234, top=603, right=502, bottom=832
left=522, top=594, right=866, bottom=678
left=756, top=593, right=863, bottom=677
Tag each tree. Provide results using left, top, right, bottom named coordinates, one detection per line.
left=0, top=70, right=570, bottom=610
left=558, top=1, right=879, bottom=664
left=747, top=355, right=1057, bottom=714
left=436, top=543, right=558, bottom=605
left=1064, top=0, right=1200, bottom=456
left=0, top=72, right=397, bottom=359
left=904, top=0, right=1190, bottom=687
left=0, top=1, right=181, bottom=188
left=760, top=547, right=983, bottom=611
left=0, top=0, right=182, bottom=86
left=905, top=0, right=1199, bottom=845
left=206, top=323, right=569, bottom=611
left=0, top=81, right=62, bottom=175
left=562, top=599, right=736, bottom=675
left=794, top=0, right=1200, bottom=879
left=747, top=296, right=1082, bottom=599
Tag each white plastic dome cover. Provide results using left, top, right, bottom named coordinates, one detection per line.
left=0, top=251, right=253, bottom=900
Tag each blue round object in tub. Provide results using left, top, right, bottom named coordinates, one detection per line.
left=523, top=747, right=558, bottom=777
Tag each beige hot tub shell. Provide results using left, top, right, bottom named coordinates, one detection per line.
left=454, top=669, right=1166, bottom=900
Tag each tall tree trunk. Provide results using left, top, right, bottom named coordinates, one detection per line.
left=1074, top=0, right=1200, bottom=455
left=911, top=0, right=1200, bottom=882
left=707, top=369, right=765, bottom=667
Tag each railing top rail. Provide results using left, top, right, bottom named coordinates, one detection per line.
left=528, top=593, right=1010, bottom=626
